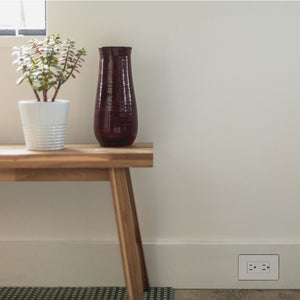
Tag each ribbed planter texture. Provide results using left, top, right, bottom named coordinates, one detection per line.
left=94, top=46, right=138, bottom=147
left=19, top=100, right=69, bottom=151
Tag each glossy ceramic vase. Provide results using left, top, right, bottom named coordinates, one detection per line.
left=94, top=46, right=138, bottom=147
left=19, top=100, right=69, bottom=151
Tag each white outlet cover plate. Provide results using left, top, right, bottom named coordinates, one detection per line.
left=239, top=254, right=279, bottom=281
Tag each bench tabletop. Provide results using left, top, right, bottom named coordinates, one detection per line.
left=0, top=143, right=153, bottom=168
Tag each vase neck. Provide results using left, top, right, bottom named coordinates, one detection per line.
left=99, top=46, right=132, bottom=57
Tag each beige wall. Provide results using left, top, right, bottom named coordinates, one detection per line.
left=0, top=1, right=300, bottom=287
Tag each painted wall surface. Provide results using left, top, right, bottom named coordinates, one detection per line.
left=0, top=1, right=300, bottom=287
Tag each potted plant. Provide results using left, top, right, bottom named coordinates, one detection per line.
left=12, top=33, right=86, bottom=150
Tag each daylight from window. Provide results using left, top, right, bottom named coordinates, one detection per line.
left=0, top=0, right=46, bottom=35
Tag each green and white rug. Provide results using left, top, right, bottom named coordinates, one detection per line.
left=0, top=287, right=174, bottom=300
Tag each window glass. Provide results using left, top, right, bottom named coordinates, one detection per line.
left=0, top=0, right=46, bottom=36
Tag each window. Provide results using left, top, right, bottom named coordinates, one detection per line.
left=0, top=0, right=46, bottom=36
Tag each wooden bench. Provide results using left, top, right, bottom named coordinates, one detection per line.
left=0, top=143, right=153, bottom=300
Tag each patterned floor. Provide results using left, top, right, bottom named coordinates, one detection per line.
left=0, top=287, right=174, bottom=300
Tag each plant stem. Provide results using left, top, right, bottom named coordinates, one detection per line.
left=51, top=45, right=70, bottom=102
left=32, top=41, right=42, bottom=56
left=28, top=77, right=41, bottom=102
left=51, top=52, right=83, bottom=102
left=66, top=55, right=81, bottom=81
left=51, top=83, right=61, bottom=102
left=43, top=89, right=47, bottom=102
left=62, top=46, right=70, bottom=73
left=27, top=56, right=42, bottom=101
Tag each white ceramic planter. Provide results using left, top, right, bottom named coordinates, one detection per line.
left=19, top=100, right=70, bottom=151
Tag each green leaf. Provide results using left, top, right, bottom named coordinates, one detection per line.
left=16, top=76, right=26, bottom=85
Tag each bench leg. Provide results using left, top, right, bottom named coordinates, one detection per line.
left=124, top=168, right=150, bottom=291
left=109, top=168, right=149, bottom=300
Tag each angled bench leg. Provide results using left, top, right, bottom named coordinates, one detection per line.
left=124, top=168, right=150, bottom=291
left=109, top=168, right=149, bottom=300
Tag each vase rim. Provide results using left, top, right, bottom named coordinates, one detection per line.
left=98, top=46, right=132, bottom=49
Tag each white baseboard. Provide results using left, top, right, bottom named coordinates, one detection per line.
left=0, top=241, right=300, bottom=288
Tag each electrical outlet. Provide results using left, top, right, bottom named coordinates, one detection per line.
left=239, top=254, right=279, bottom=280
left=247, top=261, right=270, bottom=273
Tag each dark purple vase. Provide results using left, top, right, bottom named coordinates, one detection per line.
left=94, top=46, right=138, bottom=147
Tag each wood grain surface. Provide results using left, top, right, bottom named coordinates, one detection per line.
left=10, top=168, right=110, bottom=181
left=0, top=143, right=153, bottom=169
left=175, top=289, right=300, bottom=300
left=109, top=168, right=145, bottom=300
left=125, top=168, right=150, bottom=291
